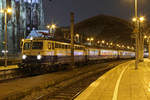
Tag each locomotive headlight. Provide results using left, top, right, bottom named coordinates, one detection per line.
left=22, top=55, right=27, bottom=59
left=37, top=55, right=42, bottom=60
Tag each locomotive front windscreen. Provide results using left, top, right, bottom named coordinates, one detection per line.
left=24, top=42, right=31, bottom=50
left=23, top=42, right=43, bottom=50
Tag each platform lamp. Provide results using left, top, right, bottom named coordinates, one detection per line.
left=132, top=16, right=145, bottom=69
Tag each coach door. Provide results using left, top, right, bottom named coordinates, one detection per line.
left=48, top=42, right=55, bottom=56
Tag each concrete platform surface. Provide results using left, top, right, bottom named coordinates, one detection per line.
left=0, top=65, right=18, bottom=71
left=75, top=59, right=150, bottom=100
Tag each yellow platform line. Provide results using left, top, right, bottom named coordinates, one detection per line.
left=112, top=62, right=129, bottom=100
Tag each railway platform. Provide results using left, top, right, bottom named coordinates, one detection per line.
left=75, top=59, right=150, bottom=100
left=0, top=65, right=18, bottom=71
left=0, top=57, right=21, bottom=67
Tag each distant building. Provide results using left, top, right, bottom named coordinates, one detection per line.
left=0, top=0, right=44, bottom=55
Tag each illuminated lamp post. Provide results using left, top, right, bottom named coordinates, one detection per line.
left=0, top=8, right=12, bottom=67
left=47, top=24, right=56, bottom=38
left=132, top=16, right=145, bottom=69
left=132, top=0, right=145, bottom=69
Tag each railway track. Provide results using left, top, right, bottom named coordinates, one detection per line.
left=0, top=59, right=125, bottom=83
left=34, top=60, right=127, bottom=100
left=47, top=70, right=107, bottom=100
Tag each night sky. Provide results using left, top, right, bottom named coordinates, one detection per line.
left=43, top=0, right=150, bottom=26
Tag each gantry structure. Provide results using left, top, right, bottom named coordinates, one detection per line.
left=0, top=0, right=44, bottom=54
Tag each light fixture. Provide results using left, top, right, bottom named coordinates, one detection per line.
left=37, top=55, right=42, bottom=60
left=22, top=55, right=27, bottom=60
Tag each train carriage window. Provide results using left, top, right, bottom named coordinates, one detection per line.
left=78, top=46, right=81, bottom=50
left=64, top=45, right=66, bottom=49
left=80, top=47, right=82, bottom=50
left=79, top=47, right=81, bottom=50
left=57, top=43, right=59, bottom=48
left=67, top=45, right=70, bottom=49
left=66, top=45, right=68, bottom=49
left=75, top=46, right=77, bottom=49
left=65, top=45, right=68, bottom=49
left=67, top=45, right=69, bottom=49
left=32, top=42, right=43, bottom=49
left=68, top=45, right=71, bottom=49
left=59, top=44, right=61, bottom=48
left=62, top=44, right=64, bottom=49
left=52, top=42, right=55, bottom=49
left=82, top=47, right=84, bottom=50
left=60, top=44, right=62, bottom=49
left=55, top=43, right=58, bottom=48
left=63, top=45, right=65, bottom=49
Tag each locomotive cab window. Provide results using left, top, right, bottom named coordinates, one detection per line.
left=32, top=42, right=43, bottom=49
left=24, top=42, right=31, bottom=50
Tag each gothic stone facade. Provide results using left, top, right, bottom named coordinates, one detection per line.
left=0, top=0, right=44, bottom=55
